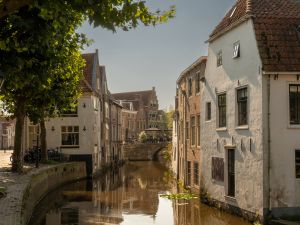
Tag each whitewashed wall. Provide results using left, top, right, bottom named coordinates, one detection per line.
left=45, top=94, right=102, bottom=171
left=267, top=74, right=300, bottom=211
left=201, top=19, right=264, bottom=216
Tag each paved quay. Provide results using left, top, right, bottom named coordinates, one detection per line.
left=0, top=151, right=49, bottom=225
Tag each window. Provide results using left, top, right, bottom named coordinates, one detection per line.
left=186, top=121, right=189, bottom=139
left=194, top=162, right=199, bottom=185
left=197, top=115, right=200, bottom=146
left=217, top=50, right=222, bottom=67
left=233, top=41, right=240, bottom=58
left=296, top=150, right=300, bottom=178
left=289, top=84, right=300, bottom=124
left=61, top=106, right=78, bottom=117
left=61, top=126, right=79, bottom=146
left=191, top=116, right=196, bottom=146
left=206, top=102, right=211, bottom=121
left=196, top=73, right=200, bottom=93
left=297, top=25, right=300, bottom=41
left=218, top=93, right=226, bottom=127
left=187, top=161, right=191, bottom=186
left=237, top=88, right=248, bottom=126
left=188, top=78, right=192, bottom=96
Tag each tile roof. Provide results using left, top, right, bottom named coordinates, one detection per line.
left=209, top=0, right=300, bottom=72
left=112, top=89, right=156, bottom=111
left=80, top=52, right=100, bottom=94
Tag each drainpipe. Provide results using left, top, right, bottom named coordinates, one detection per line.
left=267, top=74, right=271, bottom=219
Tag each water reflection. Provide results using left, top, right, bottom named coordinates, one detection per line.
left=29, top=162, right=251, bottom=225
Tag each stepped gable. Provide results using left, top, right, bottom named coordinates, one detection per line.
left=209, top=0, right=300, bottom=72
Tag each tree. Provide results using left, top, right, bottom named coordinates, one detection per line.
left=166, top=110, right=175, bottom=130
left=138, top=131, right=147, bottom=143
left=0, top=4, right=87, bottom=172
left=0, top=1, right=175, bottom=172
left=0, top=0, right=175, bottom=30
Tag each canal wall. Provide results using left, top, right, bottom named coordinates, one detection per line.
left=21, top=162, right=86, bottom=225
left=123, top=143, right=168, bottom=161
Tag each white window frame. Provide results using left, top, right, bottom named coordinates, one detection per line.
left=61, top=126, right=79, bottom=147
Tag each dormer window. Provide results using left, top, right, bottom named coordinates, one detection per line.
left=233, top=41, right=240, bottom=58
left=217, top=50, right=222, bottom=67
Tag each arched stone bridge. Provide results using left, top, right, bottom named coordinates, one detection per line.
left=123, top=143, right=168, bottom=161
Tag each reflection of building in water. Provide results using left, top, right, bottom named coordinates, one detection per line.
left=122, top=162, right=169, bottom=216
left=40, top=162, right=170, bottom=225
left=173, top=199, right=251, bottom=225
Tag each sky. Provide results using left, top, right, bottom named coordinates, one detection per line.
left=79, top=0, right=234, bottom=110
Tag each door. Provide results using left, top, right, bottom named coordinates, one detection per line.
left=227, top=149, right=235, bottom=197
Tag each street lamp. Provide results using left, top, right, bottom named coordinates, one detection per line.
left=0, top=70, right=5, bottom=89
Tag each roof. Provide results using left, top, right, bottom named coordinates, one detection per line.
left=209, top=0, right=300, bottom=72
left=177, top=56, right=207, bottom=84
left=80, top=51, right=101, bottom=94
left=112, top=89, right=156, bottom=110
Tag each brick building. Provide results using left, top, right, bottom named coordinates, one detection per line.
left=174, top=56, right=207, bottom=193
left=112, top=87, right=160, bottom=135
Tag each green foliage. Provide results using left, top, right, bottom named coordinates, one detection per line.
left=166, top=110, right=175, bottom=130
left=138, top=131, right=147, bottom=143
left=0, top=186, right=7, bottom=198
left=160, top=192, right=198, bottom=200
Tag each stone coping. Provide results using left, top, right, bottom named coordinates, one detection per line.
left=0, top=162, right=86, bottom=225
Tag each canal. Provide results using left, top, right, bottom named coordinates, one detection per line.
left=29, top=162, right=251, bottom=225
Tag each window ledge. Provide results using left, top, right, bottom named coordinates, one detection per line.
left=205, top=120, right=212, bottom=123
left=216, top=127, right=227, bottom=132
left=60, top=146, right=79, bottom=149
left=288, top=124, right=300, bottom=129
left=235, top=125, right=249, bottom=130
left=224, top=195, right=236, bottom=202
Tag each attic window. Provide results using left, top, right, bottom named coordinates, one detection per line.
left=233, top=41, right=240, bottom=58
left=230, top=7, right=237, bottom=18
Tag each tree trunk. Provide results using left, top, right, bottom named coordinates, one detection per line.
left=40, top=118, right=48, bottom=162
left=12, top=100, right=25, bottom=173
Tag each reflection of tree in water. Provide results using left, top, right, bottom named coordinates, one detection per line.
left=28, top=162, right=172, bottom=225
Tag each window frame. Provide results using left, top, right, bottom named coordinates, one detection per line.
left=188, top=77, right=193, bottom=97
left=237, top=87, right=248, bottom=126
left=296, top=150, right=300, bottom=179
left=289, top=84, right=300, bottom=125
left=196, top=72, right=200, bottom=93
left=206, top=102, right=211, bottom=121
left=233, top=41, right=240, bottom=58
left=191, top=116, right=196, bottom=146
left=61, top=126, right=79, bottom=147
left=197, top=115, right=200, bottom=147
left=217, top=50, right=222, bottom=67
left=194, top=161, right=199, bottom=186
left=218, top=93, right=227, bottom=128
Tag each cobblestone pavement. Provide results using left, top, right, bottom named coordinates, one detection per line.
left=0, top=150, right=43, bottom=225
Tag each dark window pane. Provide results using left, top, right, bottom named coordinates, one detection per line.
left=194, top=162, right=199, bottom=185
left=296, top=150, right=300, bottom=178
left=237, top=88, right=248, bottom=125
left=290, top=85, right=300, bottom=124
left=206, top=102, right=211, bottom=121
left=218, top=94, right=226, bottom=127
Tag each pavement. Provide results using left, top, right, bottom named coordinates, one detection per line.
left=0, top=150, right=43, bottom=225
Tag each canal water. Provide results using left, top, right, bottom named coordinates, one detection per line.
left=29, top=162, right=251, bottom=225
